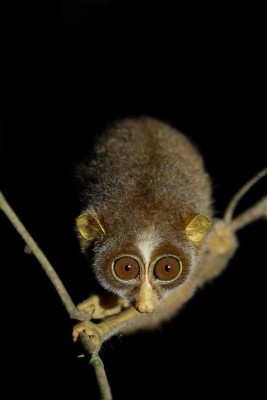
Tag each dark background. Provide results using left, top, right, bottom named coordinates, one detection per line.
left=1, top=1, right=266, bottom=399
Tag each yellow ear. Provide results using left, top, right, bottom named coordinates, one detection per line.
left=76, top=213, right=105, bottom=241
left=185, top=214, right=211, bottom=242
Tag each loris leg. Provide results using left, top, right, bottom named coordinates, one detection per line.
left=195, top=220, right=238, bottom=287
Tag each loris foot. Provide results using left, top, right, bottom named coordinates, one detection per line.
left=207, top=221, right=237, bottom=255
left=77, top=294, right=130, bottom=319
left=72, top=320, right=101, bottom=349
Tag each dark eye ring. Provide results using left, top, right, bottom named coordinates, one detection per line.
left=154, top=255, right=182, bottom=282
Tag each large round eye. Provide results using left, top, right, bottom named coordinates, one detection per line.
left=154, top=256, right=182, bottom=282
left=113, top=256, right=140, bottom=281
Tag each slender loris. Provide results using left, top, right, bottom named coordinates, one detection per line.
left=73, top=117, right=236, bottom=345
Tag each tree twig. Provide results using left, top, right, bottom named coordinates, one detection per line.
left=0, top=190, right=112, bottom=400
left=0, top=191, right=78, bottom=319
left=231, top=195, right=267, bottom=232
left=224, top=167, right=267, bottom=224
left=79, top=332, right=112, bottom=400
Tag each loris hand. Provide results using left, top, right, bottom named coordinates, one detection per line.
left=72, top=320, right=102, bottom=349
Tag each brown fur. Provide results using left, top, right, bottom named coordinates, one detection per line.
left=76, top=117, right=213, bottom=315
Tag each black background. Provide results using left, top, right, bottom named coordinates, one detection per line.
left=1, top=1, right=266, bottom=399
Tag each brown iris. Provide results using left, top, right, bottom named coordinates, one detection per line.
left=113, top=256, right=140, bottom=280
left=154, top=256, right=182, bottom=281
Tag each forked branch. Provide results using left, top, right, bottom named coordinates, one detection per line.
left=224, top=167, right=267, bottom=225
left=231, top=195, right=267, bottom=232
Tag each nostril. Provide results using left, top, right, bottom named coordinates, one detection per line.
left=136, top=303, right=145, bottom=313
left=136, top=302, right=155, bottom=314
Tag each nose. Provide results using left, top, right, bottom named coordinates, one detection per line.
left=137, top=301, right=155, bottom=314
left=136, top=280, right=156, bottom=314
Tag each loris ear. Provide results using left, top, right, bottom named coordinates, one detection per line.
left=76, top=213, right=106, bottom=241
left=185, top=214, right=211, bottom=242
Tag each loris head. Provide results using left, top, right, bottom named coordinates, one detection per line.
left=76, top=210, right=211, bottom=314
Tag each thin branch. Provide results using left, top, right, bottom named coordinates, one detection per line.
left=231, top=195, right=267, bottom=232
left=0, top=191, right=78, bottom=319
left=0, top=190, right=112, bottom=400
left=224, top=167, right=267, bottom=224
left=79, top=333, right=112, bottom=400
